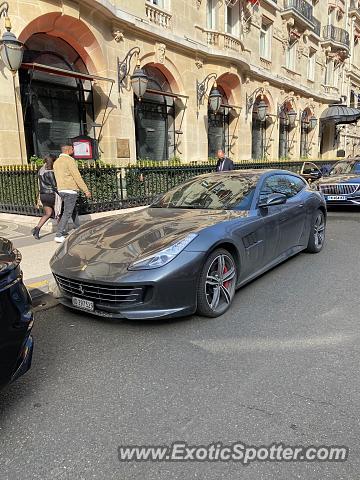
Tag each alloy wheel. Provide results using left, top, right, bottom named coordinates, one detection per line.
left=314, top=212, right=325, bottom=248
left=205, top=253, right=236, bottom=314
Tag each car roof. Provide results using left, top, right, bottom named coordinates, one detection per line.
left=196, top=168, right=300, bottom=180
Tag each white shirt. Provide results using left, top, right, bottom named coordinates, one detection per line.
left=59, top=189, right=77, bottom=194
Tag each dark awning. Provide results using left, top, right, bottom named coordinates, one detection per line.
left=320, top=104, right=360, bottom=125
left=21, top=62, right=115, bottom=83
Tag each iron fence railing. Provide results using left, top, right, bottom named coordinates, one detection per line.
left=312, top=17, right=321, bottom=37
left=283, top=0, right=321, bottom=35
left=284, top=0, right=313, bottom=23
left=0, top=160, right=338, bottom=217
left=322, top=25, right=350, bottom=47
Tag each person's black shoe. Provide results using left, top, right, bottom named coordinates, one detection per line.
left=31, top=227, right=40, bottom=240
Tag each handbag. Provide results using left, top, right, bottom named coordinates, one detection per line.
left=54, top=192, right=62, bottom=219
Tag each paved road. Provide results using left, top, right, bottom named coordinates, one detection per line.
left=1, top=210, right=360, bottom=480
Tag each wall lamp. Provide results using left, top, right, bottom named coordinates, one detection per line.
left=300, top=111, right=318, bottom=130
left=118, top=47, right=148, bottom=98
left=246, top=87, right=268, bottom=121
left=0, top=2, right=24, bottom=73
left=308, top=115, right=317, bottom=130
left=196, top=73, right=222, bottom=116
left=278, top=101, right=298, bottom=128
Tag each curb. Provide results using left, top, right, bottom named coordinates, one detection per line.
left=27, top=279, right=51, bottom=300
left=0, top=205, right=148, bottom=233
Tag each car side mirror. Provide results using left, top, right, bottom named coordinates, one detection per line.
left=258, top=193, right=287, bottom=208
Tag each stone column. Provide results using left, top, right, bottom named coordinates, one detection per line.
left=0, top=71, right=26, bottom=165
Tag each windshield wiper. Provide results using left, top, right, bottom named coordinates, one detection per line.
left=168, top=205, right=202, bottom=209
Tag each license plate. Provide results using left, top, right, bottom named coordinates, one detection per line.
left=72, top=297, right=94, bottom=311
left=326, top=195, right=346, bottom=201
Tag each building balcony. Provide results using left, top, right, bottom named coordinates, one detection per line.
left=282, top=0, right=321, bottom=36
left=145, top=2, right=171, bottom=29
left=321, top=84, right=340, bottom=96
left=322, top=25, right=350, bottom=49
left=202, top=29, right=243, bottom=54
left=348, top=63, right=360, bottom=80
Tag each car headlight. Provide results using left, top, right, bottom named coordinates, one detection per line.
left=128, top=233, right=198, bottom=270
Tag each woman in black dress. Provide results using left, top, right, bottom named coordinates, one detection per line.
left=32, top=154, right=58, bottom=240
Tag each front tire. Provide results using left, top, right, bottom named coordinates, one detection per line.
left=196, top=249, right=237, bottom=318
left=306, top=209, right=326, bottom=253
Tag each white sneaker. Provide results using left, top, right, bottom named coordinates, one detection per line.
left=54, top=236, right=65, bottom=243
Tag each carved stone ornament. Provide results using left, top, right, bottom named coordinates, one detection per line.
left=289, top=27, right=301, bottom=44
left=195, top=55, right=203, bottom=69
left=327, top=50, right=348, bottom=65
left=251, top=9, right=262, bottom=28
left=155, top=43, right=166, bottom=64
left=297, top=35, right=309, bottom=59
left=277, top=19, right=295, bottom=52
left=316, top=47, right=328, bottom=71
left=112, top=29, right=124, bottom=43
left=196, top=0, right=202, bottom=7
left=242, top=18, right=251, bottom=35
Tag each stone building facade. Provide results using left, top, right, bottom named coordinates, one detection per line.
left=1, top=0, right=360, bottom=165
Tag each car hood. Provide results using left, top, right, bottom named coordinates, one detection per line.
left=317, top=174, right=360, bottom=184
left=51, top=207, right=249, bottom=280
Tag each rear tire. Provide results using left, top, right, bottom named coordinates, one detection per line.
left=306, top=209, right=326, bottom=253
left=196, top=249, right=237, bottom=318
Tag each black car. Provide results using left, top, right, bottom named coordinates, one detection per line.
left=0, top=237, right=34, bottom=389
left=301, top=159, right=360, bottom=206
left=51, top=169, right=326, bottom=320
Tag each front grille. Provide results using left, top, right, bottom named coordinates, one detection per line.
left=320, top=184, right=360, bottom=195
left=54, top=274, right=144, bottom=305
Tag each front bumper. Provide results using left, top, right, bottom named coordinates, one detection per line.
left=52, top=251, right=206, bottom=320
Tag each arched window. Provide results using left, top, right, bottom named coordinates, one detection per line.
left=208, top=86, right=229, bottom=158
left=134, top=65, right=175, bottom=161
left=19, top=33, right=94, bottom=158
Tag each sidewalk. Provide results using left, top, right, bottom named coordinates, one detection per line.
left=0, top=206, right=147, bottom=298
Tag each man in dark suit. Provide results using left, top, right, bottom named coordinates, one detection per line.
left=216, top=149, right=234, bottom=172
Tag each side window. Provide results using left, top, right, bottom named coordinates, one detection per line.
left=260, top=174, right=305, bottom=200
left=302, top=161, right=320, bottom=175
left=284, top=175, right=306, bottom=197
left=353, top=162, right=360, bottom=174
left=260, top=175, right=291, bottom=198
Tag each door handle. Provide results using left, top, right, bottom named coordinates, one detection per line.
left=298, top=204, right=304, bottom=208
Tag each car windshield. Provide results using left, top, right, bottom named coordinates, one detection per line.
left=329, top=160, right=360, bottom=176
left=151, top=175, right=259, bottom=210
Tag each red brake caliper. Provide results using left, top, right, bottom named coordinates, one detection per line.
left=223, top=265, right=230, bottom=289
